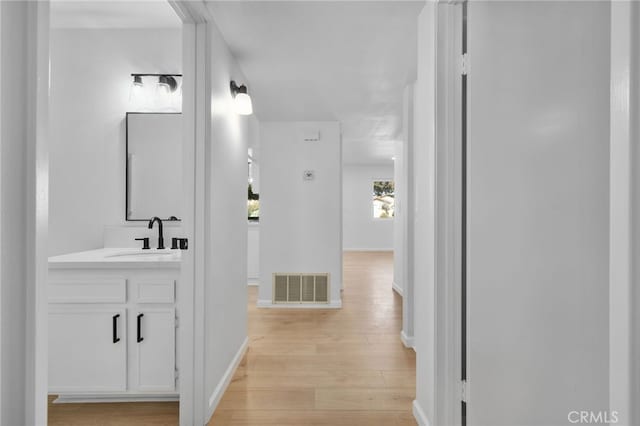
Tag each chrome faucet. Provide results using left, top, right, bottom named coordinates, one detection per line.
left=148, top=217, right=165, bottom=249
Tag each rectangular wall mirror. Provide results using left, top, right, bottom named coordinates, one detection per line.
left=126, top=112, right=182, bottom=221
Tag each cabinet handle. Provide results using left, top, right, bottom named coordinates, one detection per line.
left=112, top=314, right=120, bottom=343
left=137, top=313, right=144, bottom=343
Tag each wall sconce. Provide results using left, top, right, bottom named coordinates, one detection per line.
left=230, top=80, right=253, bottom=115
left=129, top=73, right=182, bottom=112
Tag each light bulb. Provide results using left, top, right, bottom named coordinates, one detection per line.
left=129, top=75, right=144, bottom=108
left=234, top=93, right=253, bottom=115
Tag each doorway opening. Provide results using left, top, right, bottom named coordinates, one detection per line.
left=46, top=1, right=187, bottom=424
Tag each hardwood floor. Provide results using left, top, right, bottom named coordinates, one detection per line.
left=47, top=395, right=179, bottom=425
left=209, top=251, right=416, bottom=426
left=48, top=251, right=416, bottom=426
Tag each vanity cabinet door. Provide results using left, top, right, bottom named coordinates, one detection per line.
left=133, top=307, right=176, bottom=392
left=49, top=307, right=127, bottom=393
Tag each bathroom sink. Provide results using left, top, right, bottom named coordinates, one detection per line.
left=106, top=250, right=177, bottom=259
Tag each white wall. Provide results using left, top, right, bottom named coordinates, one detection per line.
left=49, top=29, right=181, bottom=256
left=259, top=121, right=342, bottom=306
left=1, top=2, right=49, bottom=424
left=1, top=4, right=29, bottom=424
left=393, top=146, right=404, bottom=296
left=397, top=84, right=415, bottom=344
left=247, top=223, right=259, bottom=284
left=342, top=165, right=394, bottom=251
left=247, top=114, right=260, bottom=285
left=202, top=19, right=251, bottom=420
left=413, top=2, right=437, bottom=423
left=466, top=2, right=610, bottom=425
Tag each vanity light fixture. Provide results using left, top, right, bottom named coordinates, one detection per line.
left=129, top=74, right=145, bottom=102
left=130, top=73, right=181, bottom=91
left=129, top=73, right=182, bottom=112
left=230, top=80, right=253, bottom=115
left=158, top=75, right=179, bottom=93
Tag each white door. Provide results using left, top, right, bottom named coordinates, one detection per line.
left=466, top=2, right=610, bottom=425
left=49, top=307, right=127, bottom=392
left=133, top=307, right=176, bottom=392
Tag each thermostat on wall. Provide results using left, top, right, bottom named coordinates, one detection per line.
left=303, top=170, right=315, bottom=181
left=302, top=131, right=320, bottom=142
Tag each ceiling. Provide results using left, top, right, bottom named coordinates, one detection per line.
left=50, top=0, right=422, bottom=165
left=207, top=1, right=423, bottom=165
left=50, top=1, right=181, bottom=29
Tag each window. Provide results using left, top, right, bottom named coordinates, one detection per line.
left=373, top=180, right=394, bottom=219
left=248, top=183, right=259, bottom=220
left=248, top=154, right=259, bottom=221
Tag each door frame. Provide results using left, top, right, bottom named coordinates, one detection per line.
left=413, top=1, right=465, bottom=425
left=436, top=4, right=464, bottom=426
left=28, top=1, right=50, bottom=424
left=609, top=2, right=639, bottom=425
left=168, top=2, right=211, bottom=425
left=432, top=1, right=464, bottom=425
left=29, top=1, right=212, bottom=424
left=438, top=2, right=639, bottom=425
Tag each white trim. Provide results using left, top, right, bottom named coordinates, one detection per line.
left=247, top=280, right=259, bottom=287
left=401, top=331, right=415, bottom=350
left=169, top=0, right=210, bottom=24
left=431, top=2, right=463, bottom=426
left=52, top=395, right=179, bottom=404
left=392, top=281, right=403, bottom=297
left=191, top=20, right=210, bottom=426
left=413, top=400, right=432, bottom=426
left=178, top=19, right=198, bottom=426
left=257, top=299, right=342, bottom=309
left=0, top=2, right=3, bottom=420
left=416, top=2, right=457, bottom=425
left=342, top=248, right=393, bottom=252
left=609, top=3, right=636, bottom=425
left=170, top=2, right=212, bottom=426
left=28, top=2, right=50, bottom=424
left=205, top=337, right=248, bottom=422
left=400, top=82, right=416, bottom=365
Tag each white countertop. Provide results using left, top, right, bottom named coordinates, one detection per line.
left=49, top=248, right=181, bottom=270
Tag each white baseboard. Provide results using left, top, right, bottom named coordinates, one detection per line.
left=392, top=281, right=404, bottom=297
left=247, top=279, right=259, bottom=286
left=401, top=330, right=415, bottom=350
left=257, top=299, right=342, bottom=309
left=343, top=248, right=393, bottom=252
left=413, top=400, right=431, bottom=426
left=206, top=337, right=249, bottom=422
left=52, top=395, right=178, bottom=404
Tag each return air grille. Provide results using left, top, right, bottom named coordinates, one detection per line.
left=273, top=273, right=330, bottom=304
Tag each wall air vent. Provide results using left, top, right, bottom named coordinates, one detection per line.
left=273, top=273, right=329, bottom=304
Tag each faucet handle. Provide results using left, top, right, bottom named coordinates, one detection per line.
left=135, top=237, right=150, bottom=250
left=171, top=237, right=188, bottom=250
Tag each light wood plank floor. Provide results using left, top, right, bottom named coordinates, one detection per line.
left=209, top=251, right=416, bottom=426
left=48, top=251, right=416, bottom=426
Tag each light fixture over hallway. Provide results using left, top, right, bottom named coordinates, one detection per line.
left=230, top=80, right=253, bottom=115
